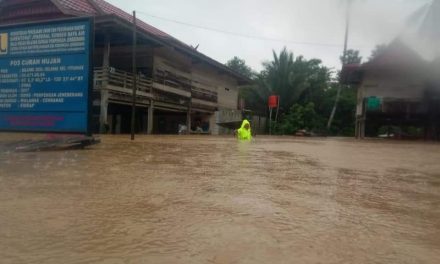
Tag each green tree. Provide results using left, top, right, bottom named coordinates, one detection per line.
left=340, top=49, right=362, bottom=65
left=234, top=48, right=331, bottom=127
left=275, top=102, right=322, bottom=135
left=259, top=47, right=331, bottom=115
left=327, top=48, right=362, bottom=131
left=231, top=46, right=357, bottom=136
left=321, top=83, right=357, bottom=136
left=226, top=56, right=256, bottom=79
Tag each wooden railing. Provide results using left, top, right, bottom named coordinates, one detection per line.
left=191, top=86, right=218, bottom=103
left=154, top=68, right=192, bottom=92
left=94, top=67, right=219, bottom=106
left=94, top=67, right=153, bottom=93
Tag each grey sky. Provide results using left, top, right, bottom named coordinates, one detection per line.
left=107, top=0, right=427, bottom=73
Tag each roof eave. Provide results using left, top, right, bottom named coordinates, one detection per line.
left=96, top=15, right=252, bottom=84
left=169, top=45, right=253, bottom=84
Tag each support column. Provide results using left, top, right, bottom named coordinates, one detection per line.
left=115, top=115, right=121, bottom=134
left=100, top=34, right=111, bottom=134
left=187, top=103, right=192, bottom=134
left=99, top=91, right=109, bottom=133
left=360, top=119, right=366, bottom=139
left=356, top=115, right=367, bottom=139
left=102, top=34, right=110, bottom=71
left=355, top=117, right=361, bottom=139
left=147, top=100, right=154, bottom=134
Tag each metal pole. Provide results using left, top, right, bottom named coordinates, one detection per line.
left=130, top=11, right=137, bottom=140
left=269, top=108, right=272, bottom=135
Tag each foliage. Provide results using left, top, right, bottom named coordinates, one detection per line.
left=226, top=56, right=256, bottom=79
left=238, top=83, right=267, bottom=114
left=326, top=48, right=361, bottom=133
left=340, top=49, right=362, bottom=65
left=227, top=47, right=357, bottom=137
left=273, top=102, right=323, bottom=135
left=271, top=84, right=356, bottom=136
left=259, top=48, right=331, bottom=115
left=322, top=84, right=357, bottom=136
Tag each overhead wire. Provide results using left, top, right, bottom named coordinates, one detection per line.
left=136, top=10, right=362, bottom=49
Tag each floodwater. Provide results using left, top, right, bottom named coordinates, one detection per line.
left=0, top=135, right=439, bottom=264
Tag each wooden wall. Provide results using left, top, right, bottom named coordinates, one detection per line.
left=357, top=69, right=427, bottom=116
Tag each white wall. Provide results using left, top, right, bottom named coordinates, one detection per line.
left=192, top=64, right=239, bottom=110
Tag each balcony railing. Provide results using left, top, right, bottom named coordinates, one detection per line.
left=94, top=67, right=153, bottom=94
left=154, top=69, right=192, bottom=92
left=94, top=67, right=219, bottom=108
left=191, top=86, right=218, bottom=103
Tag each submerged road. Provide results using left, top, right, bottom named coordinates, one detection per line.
left=0, top=135, right=439, bottom=263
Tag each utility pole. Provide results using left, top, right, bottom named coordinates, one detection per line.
left=130, top=11, right=137, bottom=140
left=327, top=0, right=351, bottom=131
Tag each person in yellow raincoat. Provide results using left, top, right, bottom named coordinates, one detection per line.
left=236, top=119, right=252, bottom=141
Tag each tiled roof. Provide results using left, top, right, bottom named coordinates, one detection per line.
left=50, top=0, right=250, bottom=83
left=57, top=0, right=97, bottom=15
left=94, top=0, right=170, bottom=37
left=55, top=0, right=170, bottom=38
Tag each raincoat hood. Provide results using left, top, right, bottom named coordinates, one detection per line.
left=237, top=120, right=252, bottom=141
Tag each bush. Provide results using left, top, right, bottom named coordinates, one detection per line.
left=272, top=102, right=325, bottom=135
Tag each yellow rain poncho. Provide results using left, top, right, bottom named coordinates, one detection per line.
left=237, top=119, right=252, bottom=141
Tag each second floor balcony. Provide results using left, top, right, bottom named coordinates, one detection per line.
left=94, top=67, right=219, bottom=110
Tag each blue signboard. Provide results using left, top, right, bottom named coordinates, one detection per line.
left=0, top=18, right=92, bottom=133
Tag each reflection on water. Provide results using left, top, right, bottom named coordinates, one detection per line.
left=0, top=135, right=439, bottom=263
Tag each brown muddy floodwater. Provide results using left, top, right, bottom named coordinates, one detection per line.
left=0, top=135, right=439, bottom=264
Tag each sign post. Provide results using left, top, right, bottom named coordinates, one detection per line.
left=0, top=18, right=93, bottom=135
left=268, top=95, right=279, bottom=135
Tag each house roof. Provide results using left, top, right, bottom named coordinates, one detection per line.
left=43, top=0, right=180, bottom=38
left=93, top=0, right=171, bottom=38
left=49, top=0, right=252, bottom=84
left=362, top=39, right=427, bottom=71
left=340, top=40, right=430, bottom=85
left=57, top=0, right=97, bottom=15
left=0, top=0, right=251, bottom=83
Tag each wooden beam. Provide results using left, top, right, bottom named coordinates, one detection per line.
left=152, top=83, right=191, bottom=97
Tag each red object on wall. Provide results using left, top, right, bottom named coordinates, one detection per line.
left=268, top=95, right=279, bottom=109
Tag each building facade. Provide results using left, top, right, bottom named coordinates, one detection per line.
left=0, top=0, right=251, bottom=134
left=344, top=41, right=440, bottom=140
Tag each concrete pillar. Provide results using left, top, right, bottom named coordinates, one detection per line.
left=147, top=100, right=154, bottom=134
